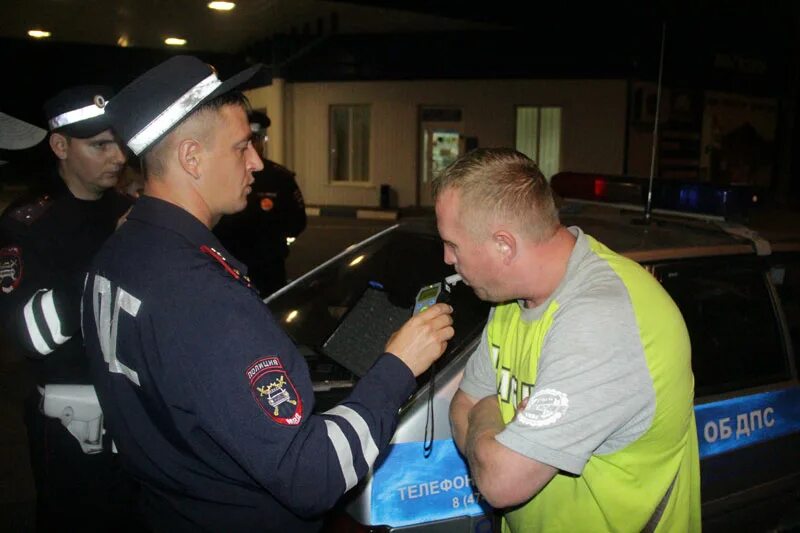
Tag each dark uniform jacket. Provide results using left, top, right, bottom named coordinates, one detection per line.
left=82, top=196, right=415, bottom=532
left=214, top=159, right=306, bottom=296
left=0, top=170, right=131, bottom=383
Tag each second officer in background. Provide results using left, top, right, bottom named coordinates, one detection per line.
left=214, top=110, right=306, bottom=297
left=0, top=86, right=137, bottom=531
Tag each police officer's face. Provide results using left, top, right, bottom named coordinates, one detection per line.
left=203, top=105, right=264, bottom=216
left=61, top=130, right=126, bottom=198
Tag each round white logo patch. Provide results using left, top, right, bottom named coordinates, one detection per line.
left=517, top=388, right=569, bottom=428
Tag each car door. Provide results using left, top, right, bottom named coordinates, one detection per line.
left=654, top=255, right=800, bottom=530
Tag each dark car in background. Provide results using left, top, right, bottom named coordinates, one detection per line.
left=266, top=173, right=800, bottom=532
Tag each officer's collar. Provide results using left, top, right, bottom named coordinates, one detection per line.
left=128, top=195, right=247, bottom=273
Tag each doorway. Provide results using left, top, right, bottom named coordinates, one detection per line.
left=418, top=107, right=463, bottom=206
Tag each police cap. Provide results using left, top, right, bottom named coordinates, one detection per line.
left=248, top=110, right=271, bottom=135
left=0, top=112, right=46, bottom=150
left=43, top=85, right=114, bottom=139
left=107, top=55, right=262, bottom=156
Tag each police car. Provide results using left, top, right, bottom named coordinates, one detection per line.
left=266, top=173, right=800, bottom=532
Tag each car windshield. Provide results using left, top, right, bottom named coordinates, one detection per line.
left=267, top=223, right=489, bottom=409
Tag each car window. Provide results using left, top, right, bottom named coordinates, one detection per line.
left=267, top=225, right=489, bottom=405
left=769, top=253, right=800, bottom=374
left=655, top=258, right=790, bottom=397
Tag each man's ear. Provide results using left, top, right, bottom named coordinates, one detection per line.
left=177, top=138, right=203, bottom=179
left=493, top=231, right=516, bottom=264
left=49, top=133, right=68, bottom=160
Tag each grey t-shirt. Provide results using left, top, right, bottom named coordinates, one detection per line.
left=459, top=227, right=656, bottom=475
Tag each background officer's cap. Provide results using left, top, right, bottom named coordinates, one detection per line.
left=43, top=85, right=114, bottom=139
left=107, top=55, right=262, bottom=156
left=248, top=110, right=271, bottom=135
left=0, top=112, right=46, bottom=151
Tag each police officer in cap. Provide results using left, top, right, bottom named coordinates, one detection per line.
left=214, top=110, right=306, bottom=297
left=0, top=86, right=135, bottom=531
left=81, top=55, right=454, bottom=532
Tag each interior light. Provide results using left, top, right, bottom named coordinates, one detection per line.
left=117, top=35, right=129, bottom=48
left=348, top=255, right=365, bottom=267
left=208, top=1, right=236, bottom=10
left=28, top=29, right=51, bottom=39
left=285, top=310, right=299, bottom=323
left=164, top=37, right=187, bottom=46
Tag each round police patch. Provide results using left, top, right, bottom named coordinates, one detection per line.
left=0, top=246, right=23, bottom=294
left=259, top=197, right=274, bottom=211
left=517, top=388, right=569, bottom=428
left=247, top=356, right=303, bottom=426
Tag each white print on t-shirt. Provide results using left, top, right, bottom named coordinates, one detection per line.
left=517, top=388, right=569, bottom=428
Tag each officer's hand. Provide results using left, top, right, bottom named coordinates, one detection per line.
left=385, top=303, right=454, bottom=377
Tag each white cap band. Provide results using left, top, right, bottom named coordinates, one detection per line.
left=128, top=73, right=222, bottom=155
left=48, top=104, right=105, bottom=131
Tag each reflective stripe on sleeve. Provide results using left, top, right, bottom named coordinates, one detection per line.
left=40, top=289, right=70, bottom=345
left=22, top=289, right=72, bottom=355
left=324, top=419, right=358, bottom=491
left=323, top=405, right=380, bottom=468
left=23, top=290, right=54, bottom=355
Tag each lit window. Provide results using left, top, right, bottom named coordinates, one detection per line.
left=330, top=105, right=370, bottom=183
left=515, top=106, right=562, bottom=180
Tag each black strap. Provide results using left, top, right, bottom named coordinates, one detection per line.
left=422, top=361, right=436, bottom=457
left=642, top=474, right=677, bottom=533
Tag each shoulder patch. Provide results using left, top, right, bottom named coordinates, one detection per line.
left=200, top=245, right=256, bottom=292
left=517, top=388, right=569, bottom=428
left=0, top=246, right=23, bottom=294
left=246, top=356, right=303, bottom=426
left=259, top=197, right=274, bottom=211
left=6, top=195, right=53, bottom=225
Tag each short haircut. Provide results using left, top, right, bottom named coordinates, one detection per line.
left=143, top=91, right=250, bottom=178
left=432, top=148, right=559, bottom=242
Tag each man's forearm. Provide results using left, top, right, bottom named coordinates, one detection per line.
left=449, top=390, right=478, bottom=453
left=463, top=396, right=558, bottom=508
left=464, top=396, right=505, bottom=490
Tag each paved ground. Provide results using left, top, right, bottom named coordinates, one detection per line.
left=0, top=213, right=396, bottom=532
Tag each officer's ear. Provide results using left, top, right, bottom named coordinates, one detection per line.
left=49, top=133, right=69, bottom=160
left=177, top=138, right=203, bottom=180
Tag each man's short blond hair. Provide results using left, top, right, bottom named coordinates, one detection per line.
left=432, top=148, right=559, bottom=242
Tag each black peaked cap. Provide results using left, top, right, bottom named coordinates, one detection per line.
left=43, top=85, right=115, bottom=138
left=106, top=55, right=262, bottom=156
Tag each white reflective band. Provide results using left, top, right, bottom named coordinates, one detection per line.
left=40, top=289, right=71, bottom=345
left=324, top=420, right=358, bottom=491
left=48, top=104, right=105, bottom=130
left=324, top=405, right=379, bottom=468
left=128, top=73, right=222, bottom=155
left=23, top=290, right=54, bottom=355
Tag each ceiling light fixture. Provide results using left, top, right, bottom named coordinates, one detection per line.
left=164, top=37, right=187, bottom=46
left=28, top=29, right=51, bottom=39
left=208, top=1, right=235, bottom=11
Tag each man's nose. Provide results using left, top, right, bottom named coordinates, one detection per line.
left=247, top=143, right=265, bottom=172
left=110, top=143, right=126, bottom=167
left=443, top=245, right=455, bottom=265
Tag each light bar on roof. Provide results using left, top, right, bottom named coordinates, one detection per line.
left=550, top=172, right=759, bottom=219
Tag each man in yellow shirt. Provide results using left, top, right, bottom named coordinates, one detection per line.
left=439, top=148, right=701, bottom=532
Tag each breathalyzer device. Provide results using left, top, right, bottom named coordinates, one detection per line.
left=412, top=273, right=462, bottom=315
